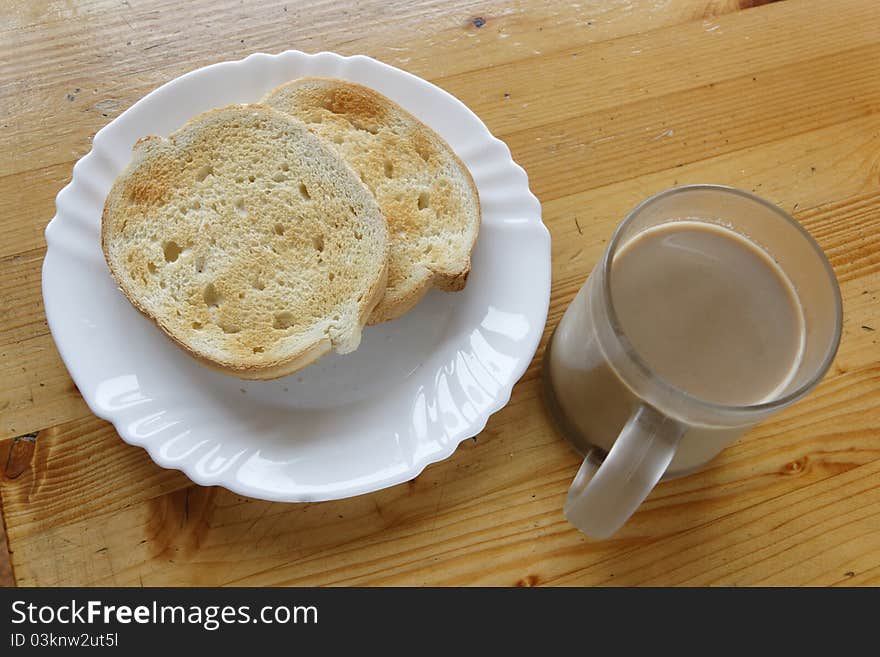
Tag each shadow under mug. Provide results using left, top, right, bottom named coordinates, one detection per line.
left=543, top=185, right=842, bottom=539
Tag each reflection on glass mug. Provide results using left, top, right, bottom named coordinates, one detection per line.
left=543, top=185, right=842, bottom=538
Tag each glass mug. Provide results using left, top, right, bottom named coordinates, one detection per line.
left=543, top=185, right=842, bottom=539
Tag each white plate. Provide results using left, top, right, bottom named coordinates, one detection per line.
left=42, top=51, right=550, bottom=501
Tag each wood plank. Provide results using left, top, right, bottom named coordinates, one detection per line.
left=0, top=163, right=66, bottom=260
left=0, top=333, right=91, bottom=440
left=0, top=0, right=754, bottom=178
left=548, top=458, right=880, bottom=586
left=441, top=0, right=878, bottom=137
left=505, top=43, right=880, bottom=203
left=0, top=492, right=12, bottom=586
left=1, top=247, right=47, bottom=347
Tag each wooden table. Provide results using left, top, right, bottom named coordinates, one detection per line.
left=2, top=0, right=879, bottom=587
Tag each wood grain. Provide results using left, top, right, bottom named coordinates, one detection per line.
left=0, top=490, right=12, bottom=586
left=1, top=0, right=879, bottom=586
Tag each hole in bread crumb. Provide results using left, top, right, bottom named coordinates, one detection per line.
left=424, top=244, right=432, bottom=254
left=328, top=272, right=335, bottom=281
left=354, top=231, right=362, bottom=240
left=175, top=310, right=180, bottom=317
left=219, top=322, right=240, bottom=334
left=252, top=279, right=265, bottom=290
left=252, top=346, right=264, bottom=353
left=233, top=197, right=246, bottom=217
left=272, top=172, right=287, bottom=183
left=274, top=224, right=285, bottom=235
left=333, top=314, right=340, bottom=321
left=248, top=175, right=255, bottom=183
left=192, top=321, right=202, bottom=330
left=299, top=183, right=311, bottom=200
left=238, top=292, right=245, bottom=299
left=127, top=253, right=134, bottom=263
left=312, top=235, right=324, bottom=252
left=384, top=161, right=393, bottom=178
left=146, top=262, right=157, bottom=275
left=281, top=163, right=289, bottom=172
left=203, top=283, right=221, bottom=307
left=418, top=192, right=430, bottom=211
left=159, top=280, right=166, bottom=289
left=163, top=241, right=182, bottom=262
left=191, top=200, right=201, bottom=210
left=273, top=312, right=295, bottom=330
left=195, top=165, right=213, bottom=181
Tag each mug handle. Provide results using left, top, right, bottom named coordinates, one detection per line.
left=564, top=404, right=685, bottom=539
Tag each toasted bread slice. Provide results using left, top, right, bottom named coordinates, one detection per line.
left=263, top=78, right=480, bottom=324
left=101, top=105, right=388, bottom=380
